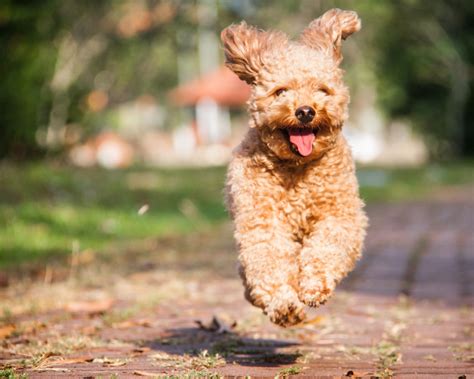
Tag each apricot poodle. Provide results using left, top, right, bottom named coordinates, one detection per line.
left=222, top=8, right=368, bottom=327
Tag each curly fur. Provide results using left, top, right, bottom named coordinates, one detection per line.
left=222, top=9, right=367, bottom=327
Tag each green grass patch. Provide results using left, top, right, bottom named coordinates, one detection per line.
left=0, top=160, right=472, bottom=267
left=278, top=366, right=303, bottom=377
left=357, top=161, right=474, bottom=202
left=0, top=163, right=227, bottom=267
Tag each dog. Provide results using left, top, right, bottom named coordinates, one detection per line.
left=221, top=9, right=368, bottom=327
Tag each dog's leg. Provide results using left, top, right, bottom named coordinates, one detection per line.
left=236, top=224, right=306, bottom=326
left=297, top=215, right=366, bottom=307
left=227, top=159, right=306, bottom=326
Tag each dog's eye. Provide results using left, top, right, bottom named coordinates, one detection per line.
left=318, top=87, right=330, bottom=95
left=275, top=88, right=287, bottom=96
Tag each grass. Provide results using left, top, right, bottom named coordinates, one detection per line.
left=0, top=162, right=227, bottom=267
left=1, top=160, right=473, bottom=267
left=189, top=350, right=225, bottom=369
left=148, top=350, right=224, bottom=376
left=0, top=369, right=27, bottom=379
left=277, top=366, right=303, bottom=377
left=357, top=160, right=474, bottom=202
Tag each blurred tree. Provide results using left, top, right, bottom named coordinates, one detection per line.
left=363, top=0, right=474, bottom=157
left=0, top=0, right=59, bottom=158
left=0, top=0, right=190, bottom=158
left=0, top=0, right=473, bottom=159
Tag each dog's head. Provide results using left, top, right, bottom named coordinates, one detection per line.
left=221, top=9, right=360, bottom=161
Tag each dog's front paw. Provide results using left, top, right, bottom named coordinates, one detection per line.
left=264, top=285, right=306, bottom=327
left=298, top=274, right=335, bottom=307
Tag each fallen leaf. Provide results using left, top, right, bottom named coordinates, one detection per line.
left=91, top=357, right=113, bottom=363
left=0, top=324, right=15, bottom=339
left=138, top=204, right=149, bottom=215
left=132, top=347, right=151, bottom=354
left=92, top=357, right=128, bottom=367
left=345, top=370, right=373, bottom=378
left=149, top=352, right=173, bottom=360
left=31, top=367, right=71, bottom=372
left=300, top=315, right=325, bottom=326
left=36, top=357, right=90, bottom=368
left=134, top=370, right=163, bottom=376
left=66, top=298, right=114, bottom=315
left=32, top=352, right=57, bottom=368
left=107, top=360, right=127, bottom=367
left=112, top=319, right=152, bottom=329
left=195, top=316, right=236, bottom=334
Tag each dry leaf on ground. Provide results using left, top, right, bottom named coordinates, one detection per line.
left=0, top=324, right=15, bottom=339
left=112, top=319, right=152, bottom=329
left=35, top=357, right=90, bottom=368
left=138, top=204, right=149, bottom=215
left=300, top=315, right=325, bottom=326
left=132, top=347, right=151, bottom=354
left=195, top=315, right=236, bottom=334
left=92, top=356, right=128, bottom=367
left=134, top=370, right=163, bottom=376
left=31, top=367, right=71, bottom=372
left=345, top=370, right=374, bottom=378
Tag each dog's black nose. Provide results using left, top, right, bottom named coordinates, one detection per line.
left=295, top=106, right=316, bottom=123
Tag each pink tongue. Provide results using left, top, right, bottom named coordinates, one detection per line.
left=288, top=129, right=315, bottom=157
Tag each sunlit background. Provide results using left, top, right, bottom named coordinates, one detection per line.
left=1, top=2, right=474, bottom=377
left=1, top=0, right=473, bottom=268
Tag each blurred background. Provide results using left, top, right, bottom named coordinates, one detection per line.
left=1, top=0, right=473, bottom=271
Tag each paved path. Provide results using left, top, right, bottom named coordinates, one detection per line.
left=1, top=191, right=473, bottom=378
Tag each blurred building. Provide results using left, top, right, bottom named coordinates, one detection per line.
left=345, top=84, right=428, bottom=166
left=168, top=65, right=250, bottom=164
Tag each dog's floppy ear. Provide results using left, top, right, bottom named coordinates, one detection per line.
left=300, top=8, right=361, bottom=62
left=221, top=22, right=285, bottom=85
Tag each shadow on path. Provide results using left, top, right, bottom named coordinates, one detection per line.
left=144, top=326, right=301, bottom=367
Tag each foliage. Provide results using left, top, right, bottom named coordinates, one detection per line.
left=1, top=1, right=473, bottom=159
left=0, top=0, right=191, bottom=157
left=0, top=163, right=227, bottom=267
left=364, top=0, right=474, bottom=157
left=0, top=0, right=59, bottom=158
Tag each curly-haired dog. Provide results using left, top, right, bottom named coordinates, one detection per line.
left=221, top=9, right=368, bottom=327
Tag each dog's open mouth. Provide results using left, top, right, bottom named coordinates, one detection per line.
left=283, top=127, right=318, bottom=157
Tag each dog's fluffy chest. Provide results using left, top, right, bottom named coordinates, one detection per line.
left=274, top=166, right=328, bottom=239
